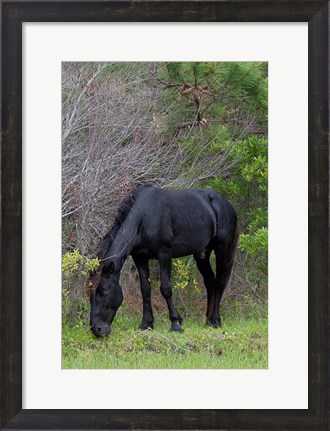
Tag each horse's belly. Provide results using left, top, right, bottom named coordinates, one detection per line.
left=172, top=230, right=211, bottom=257
left=172, top=243, right=204, bottom=258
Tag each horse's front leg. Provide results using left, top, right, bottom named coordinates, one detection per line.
left=132, top=255, right=154, bottom=330
left=158, top=250, right=183, bottom=332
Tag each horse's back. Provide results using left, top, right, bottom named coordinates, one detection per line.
left=165, top=187, right=236, bottom=225
left=133, top=186, right=237, bottom=257
left=137, top=185, right=236, bottom=230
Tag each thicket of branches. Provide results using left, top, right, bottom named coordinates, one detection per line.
left=62, top=62, right=268, bottom=320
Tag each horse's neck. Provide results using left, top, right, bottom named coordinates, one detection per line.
left=108, top=214, right=139, bottom=265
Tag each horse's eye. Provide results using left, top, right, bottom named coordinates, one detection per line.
left=98, top=280, right=112, bottom=296
left=97, top=284, right=106, bottom=296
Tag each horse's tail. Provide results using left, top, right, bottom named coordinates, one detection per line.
left=208, top=190, right=238, bottom=245
left=227, top=204, right=239, bottom=259
left=202, top=192, right=238, bottom=321
left=228, top=217, right=239, bottom=273
left=209, top=192, right=239, bottom=287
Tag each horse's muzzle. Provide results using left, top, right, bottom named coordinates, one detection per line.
left=91, top=321, right=111, bottom=338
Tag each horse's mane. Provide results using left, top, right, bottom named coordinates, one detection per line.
left=86, top=183, right=152, bottom=299
left=97, top=197, right=134, bottom=261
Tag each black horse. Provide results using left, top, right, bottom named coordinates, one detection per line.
left=87, top=184, right=238, bottom=337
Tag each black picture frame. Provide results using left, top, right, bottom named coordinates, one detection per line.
left=1, top=1, right=328, bottom=430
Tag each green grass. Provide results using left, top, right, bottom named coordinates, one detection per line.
left=62, top=309, right=268, bottom=369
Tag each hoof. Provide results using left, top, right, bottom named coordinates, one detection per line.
left=139, top=321, right=154, bottom=330
left=171, top=321, right=183, bottom=332
left=206, top=319, right=221, bottom=329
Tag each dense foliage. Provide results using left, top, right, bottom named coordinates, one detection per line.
left=62, top=62, right=268, bottom=326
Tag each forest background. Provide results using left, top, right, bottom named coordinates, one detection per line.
left=62, top=62, right=268, bottom=369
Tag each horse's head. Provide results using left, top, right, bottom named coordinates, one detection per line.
left=87, top=259, right=123, bottom=337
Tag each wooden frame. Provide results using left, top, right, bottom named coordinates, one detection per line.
left=1, top=1, right=328, bottom=429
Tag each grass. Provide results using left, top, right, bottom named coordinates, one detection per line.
left=62, top=306, right=268, bottom=369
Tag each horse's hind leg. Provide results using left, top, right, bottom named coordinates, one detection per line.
left=158, top=250, right=183, bottom=332
left=209, top=240, right=236, bottom=328
left=193, top=248, right=216, bottom=325
left=133, top=255, right=154, bottom=330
